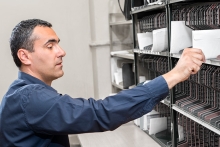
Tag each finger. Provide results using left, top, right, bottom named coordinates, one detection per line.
left=193, top=49, right=206, bottom=62
left=192, top=58, right=203, bottom=67
left=191, top=64, right=200, bottom=74
left=201, top=50, right=206, bottom=62
left=191, top=53, right=205, bottom=61
left=185, top=48, right=202, bottom=53
left=184, top=48, right=206, bottom=62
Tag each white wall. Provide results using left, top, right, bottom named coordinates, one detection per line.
left=0, top=0, right=94, bottom=102
left=0, top=0, right=126, bottom=103
left=89, top=0, right=112, bottom=99
left=89, top=0, right=129, bottom=99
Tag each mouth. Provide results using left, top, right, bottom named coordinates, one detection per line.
left=56, top=62, right=63, bottom=66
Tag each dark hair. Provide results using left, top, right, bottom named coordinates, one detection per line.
left=10, top=19, right=52, bottom=67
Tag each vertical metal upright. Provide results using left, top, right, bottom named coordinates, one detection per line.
left=132, top=13, right=139, bottom=85
left=109, top=13, right=115, bottom=93
left=167, top=1, right=178, bottom=146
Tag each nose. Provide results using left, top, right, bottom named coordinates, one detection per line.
left=57, top=45, right=66, bottom=57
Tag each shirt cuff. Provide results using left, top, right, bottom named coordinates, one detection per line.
left=144, top=76, right=169, bottom=102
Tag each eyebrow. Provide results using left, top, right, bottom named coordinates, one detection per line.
left=44, top=38, right=60, bottom=45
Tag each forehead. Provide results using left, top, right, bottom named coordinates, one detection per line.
left=32, top=26, right=59, bottom=41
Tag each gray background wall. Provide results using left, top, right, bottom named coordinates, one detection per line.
left=0, top=0, right=125, bottom=103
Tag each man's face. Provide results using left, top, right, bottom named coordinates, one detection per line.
left=29, top=26, right=66, bottom=84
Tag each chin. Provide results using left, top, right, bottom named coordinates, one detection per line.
left=54, top=71, right=64, bottom=79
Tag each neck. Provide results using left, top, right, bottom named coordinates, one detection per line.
left=20, top=67, right=52, bottom=86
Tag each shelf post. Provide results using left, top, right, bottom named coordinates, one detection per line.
left=132, top=13, right=139, bottom=85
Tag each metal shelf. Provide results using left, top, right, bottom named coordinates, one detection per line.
left=111, top=53, right=134, bottom=60
left=171, top=53, right=220, bottom=67
left=112, top=41, right=133, bottom=46
left=205, top=58, right=220, bottom=67
left=143, top=130, right=171, bottom=147
left=169, top=0, right=220, bottom=4
left=112, top=82, right=125, bottom=90
left=172, top=105, right=220, bottom=135
left=169, top=0, right=195, bottom=4
left=160, top=98, right=171, bottom=107
left=109, top=20, right=132, bottom=26
left=111, top=50, right=134, bottom=60
left=133, top=49, right=140, bottom=53
left=132, top=4, right=166, bottom=14
left=134, top=49, right=169, bottom=57
left=170, top=53, right=181, bottom=58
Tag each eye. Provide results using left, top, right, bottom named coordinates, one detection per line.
left=47, top=44, right=53, bottom=49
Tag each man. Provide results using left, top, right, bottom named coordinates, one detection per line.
left=0, top=19, right=205, bottom=146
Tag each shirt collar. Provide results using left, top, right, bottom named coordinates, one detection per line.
left=18, top=71, right=57, bottom=93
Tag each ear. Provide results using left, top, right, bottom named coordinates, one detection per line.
left=17, top=49, right=31, bottom=66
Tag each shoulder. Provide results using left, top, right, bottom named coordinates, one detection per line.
left=20, top=84, right=61, bottom=115
left=18, top=84, right=60, bottom=102
left=4, top=81, right=47, bottom=102
left=16, top=83, right=59, bottom=108
left=17, top=84, right=46, bottom=96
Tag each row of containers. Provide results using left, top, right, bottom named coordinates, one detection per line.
left=134, top=54, right=220, bottom=146
left=134, top=103, right=220, bottom=146
left=137, top=2, right=220, bottom=60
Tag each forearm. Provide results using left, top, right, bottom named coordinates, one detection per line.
left=162, top=70, right=181, bottom=89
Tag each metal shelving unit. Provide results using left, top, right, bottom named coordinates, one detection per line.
left=132, top=2, right=171, bottom=147
left=169, top=0, right=220, bottom=146
left=132, top=0, right=220, bottom=146
left=109, top=13, right=134, bottom=93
